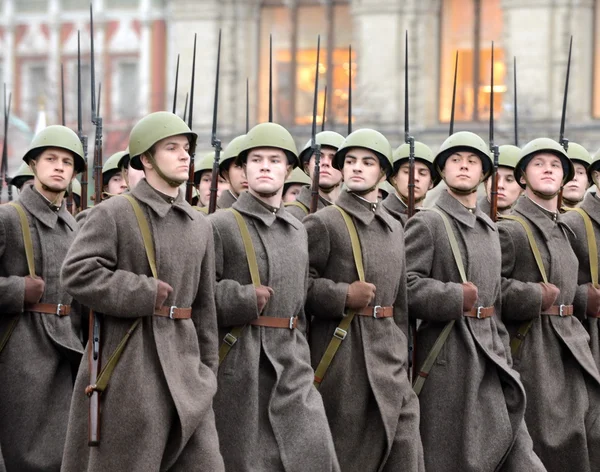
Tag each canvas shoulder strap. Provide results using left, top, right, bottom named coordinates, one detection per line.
left=564, top=208, right=598, bottom=286
left=284, top=200, right=310, bottom=215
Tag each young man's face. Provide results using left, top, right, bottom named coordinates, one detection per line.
left=391, top=160, right=433, bottom=201
left=342, top=148, right=383, bottom=192
left=304, top=146, right=342, bottom=190
left=282, top=183, right=303, bottom=203
left=485, top=166, right=522, bottom=209
left=197, top=170, right=213, bottom=207
left=562, top=162, right=589, bottom=203
left=105, top=173, right=128, bottom=196
left=223, top=160, right=248, bottom=196
left=123, top=165, right=145, bottom=189
left=521, top=153, right=564, bottom=196
left=244, top=147, right=291, bottom=196
left=143, top=135, right=190, bottom=183
left=442, top=151, right=483, bottom=191
left=32, top=147, right=76, bottom=192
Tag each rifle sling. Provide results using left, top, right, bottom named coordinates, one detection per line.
left=284, top=200, right=309, bottom=215
left=313, top=205, right=364, bottom=389
left=0, top=203, right=36, bottom=355
left=499, top=215, right=549, bottom=356
left=413, top=208, right=466, bottom=396
left=218, top=209, right=261, bottom=364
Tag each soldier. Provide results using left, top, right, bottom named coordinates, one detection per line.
left=101, top=150, right=129, bottom=198
left=0, top=125, right=86, bottom=471
left=405, top=132, right=545, bottom=471
left=286, top=130, right=344, bottom=220
left=208, top=122, right=339, bottom=472
left=9, top=161, right=35, bottom=194
left=216, top=134, right=248, bottom=209
left=60, top=112, right=224, bottom=471
left=117, top=148, right=145, bottom=190
left=563, top=150, right=600, bottom=369
left=383, top=141, right=438, bottom=226
left=562, top=142, right=593, bottom=210
left=282, top=166, right=311, bottom=203
left=478, top=144, right=523, bottom=217
left=498, top=138, right=600, bottom=472
left=194, top=151, right=227, bottom=209
left=377, top=180, right=395, bottom=201
left=305, top=129, right=424, bottom=471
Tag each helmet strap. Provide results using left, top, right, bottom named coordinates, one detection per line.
left=522, top=173, right=561, bottom=200
left=146, top=152, right=186, bottom=188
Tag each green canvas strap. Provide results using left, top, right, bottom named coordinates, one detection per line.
left=313, top=205, right=365, bottom=389
left=500, top=214, right=549, bottom=356
left=564, top=208, right=598, bottom=286
left=413, top=208, right=467, bottom=396
left=284, top=200, right=309, bottom=215
left=0, top=203, right=36, bottom=355
left=218, top=208, right=262, bottom=364
left=194, top=206, right=209, bottom=214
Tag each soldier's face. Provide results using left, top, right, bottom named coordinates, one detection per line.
left=485, top=166, right=522, bottom=210
left=147, top=135, right=190, bottom=182
left=442, top=152, right=483, bottom=191
left=282, top=183, right=303, bottom=203
left=123, top=166, right=145, bottom=189
left=244, top=147, right=291, bottom=196
left=304, top=146, right=342, bottom=190
left=223, top=161, right=248, bottom=196
left=32, top=147, right=76, bottom=193
left=197, top=170, right=212, bottom=206
left=392, top=160, right=433, bottom=201
left=343, top=148, right=383, bottom=192
left=562, top=162, right=589, bottom=202
left=593, top=170, right=600, bottom=189
left=521, top=153, right=563, bottom=196
left=105, top=173, right=128, bottom=196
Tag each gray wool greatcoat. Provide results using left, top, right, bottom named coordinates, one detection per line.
left=304, top=190, right=424, bottom=472
left=0, top=185, right=83, bottom=472
left=381, top=192, right=408, bottom=227
left=405, top=190, right=545, bottom=472
left=60, top=179, right=224, bottom=472
left=208, top=192, right=339, bottom=472
left=499, top=195, right=600, bottom=472
left=562, top=192, right=600, bottom=369
left=285, top=185, right=332, bottom=221
left=216, top=188, right=237, bottom=209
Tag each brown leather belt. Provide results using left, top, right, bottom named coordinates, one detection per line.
left=542, top=304, right=573, bottom=316
left=25, top=303, right=71, bottom=316
left=355, top=305, right=394, bottom=318
left=464, top=306, right=495, bottom=319
left=249, top=316, right=298, bottom=329
left=154, top=306, right=192, bottom=320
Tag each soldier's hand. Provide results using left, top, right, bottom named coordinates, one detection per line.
left=255, top=285, right=274, bottom=313
left=155, top=280, right=174, bottom=309
left=461, top=282, right=478, bottom=312
left=539, top=282, right=560, bottom=311
left=345, top=281, right=376, bottom=310
left=24, top=275, right=45, bottom=304
left=586, top=284, right=600, bottom=317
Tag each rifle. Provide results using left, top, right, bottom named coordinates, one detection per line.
left=321, top=85, right=327, bottom=132
left=1, top=85, right=11, bottom=203
left=513, top=57, right=518, bottom=147
left=347, top=45, right=352, bottom=135
left=172, top=54, right=180, bottom=114
left=62, top=63, right=74, bottom=213
left=77, top=31, right=89, bottom=211
left=309, top=36, right=322, bottom=214
left=208, top=30, right=222, bottom=214
left=557, top=36, right=572, bottom=210
left=185, top=34, right=197, bottom=204
left=246, top=77, right=250, bottom=133
left=405, top=31, right=415, bottom=219
left=269, top=35, right=273, bottom=123
left=489, top=42, right=500, bottom=222
left=449, top=51, right=458, bottom=136
left=182, top=92, right=188, bottom=123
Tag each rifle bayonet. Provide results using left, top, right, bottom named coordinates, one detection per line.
left=208, top=30, right=222, bottom=214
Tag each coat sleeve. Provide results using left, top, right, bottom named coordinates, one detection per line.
left=564, top=216, right=591, bottom=319
left=0, top=216, right=26, bottom=313
left=404, top=214, right=463, bottom=322
left=193, top=226, right=219, bottom=374
left=498, top=223, right=543, bottom=321
left=60, top=204, right=158, bottom=318
left=304, top=213, right=349, bottom=320
left=211, top=220, right=259, bottom=327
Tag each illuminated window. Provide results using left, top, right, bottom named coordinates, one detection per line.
left=259, top=1, right=353, bottom=127
left=439, top=0, right=505, bottom=123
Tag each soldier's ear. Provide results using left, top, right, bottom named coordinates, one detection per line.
left=140, top=152, right=154, bottom=171
left=519, top=175, right=527, bottom=187
left=286, top=165, right=293, bottom=179
left=242, top=164, right=248, bottom=179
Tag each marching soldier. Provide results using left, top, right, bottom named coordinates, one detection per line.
left=405, top=132, right=545, bottom=471
left=563, top=150, right=600, bottom=369
left=117, top=148, right=145, bottom=190
left=208, top=122, right=339, bottom=471
left=562, top=142, right=593, bottom=210
left=499, top=138, right=600, bottom=472
left=60, top=112, right=224, bottom=471
left=217, top=134, right=248, bottom=209
left=9, top=161, right=35, bottom=195
left=194, top=151, right=227, bottom=209
left=282, top=166, right=311, bottom=203
left=305, top=129, right=424, bottom=471
left=478, top=144, right=523, bottom=217
left=383, top=141, right=438, bottom=226
left=0, top=125, right=86, bottom=471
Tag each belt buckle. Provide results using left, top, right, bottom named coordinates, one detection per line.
left=476, top=306, right=482, bottom=319
left=289, top=317, right=295, bottom=330
left=373, top=305, right=382, bottom=318
left=56, top=303, right=64, bottom=316
left=223, top=333, right=238, bottom=346
left=334, top=327, right=347, bottom=340
left=169, top=306, right=177, bottom=320
left=559, top=304, right=566, bottom=317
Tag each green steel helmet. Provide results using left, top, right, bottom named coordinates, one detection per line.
left=566, top=142, right=592, bottom=169
left=514, top=138, right=574, bottom=189
left=10, top=162, right=35, bottom=190
left=67, top=177, right=81, bottom=197
left=194, top=152, right=215, bottom=185
left=128, top=112, right=198, bottom=170
left=102, top=150, right=128, bottom=186
left=378, top=180, right=396, bottom=199
left=298, top=131, right=346, bottom=171
left=589, top=147, right=600, bottom=184
left=333, top=129, right=394, bottom=178
left=117, top=147, right=131, bottom=170
left=392, top=141, right=440, bottom=186
left=22, top=125, right=86, bottom=173
left=497, top=145, right=520, bottom=169
left=285, top=167, right=312, bottom=186
left=236, top=123, right=299, bottom=168
left=434, top=131, right=493, bottom=179
left=219, top=134, right=246, bottom=177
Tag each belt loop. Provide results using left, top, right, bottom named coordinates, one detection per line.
left=559, top=304, right=565, bottom=317
left=476, top=306, right=482, bottom=319
left=334, top=327, right=348, bottom=340
left=289, top=317, right=294, bottom=330
left=56, top=303, right=64, bottom=316
left=169, top=306, right=177, bottom=320
left=373, top=305, right=382, bottom=318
